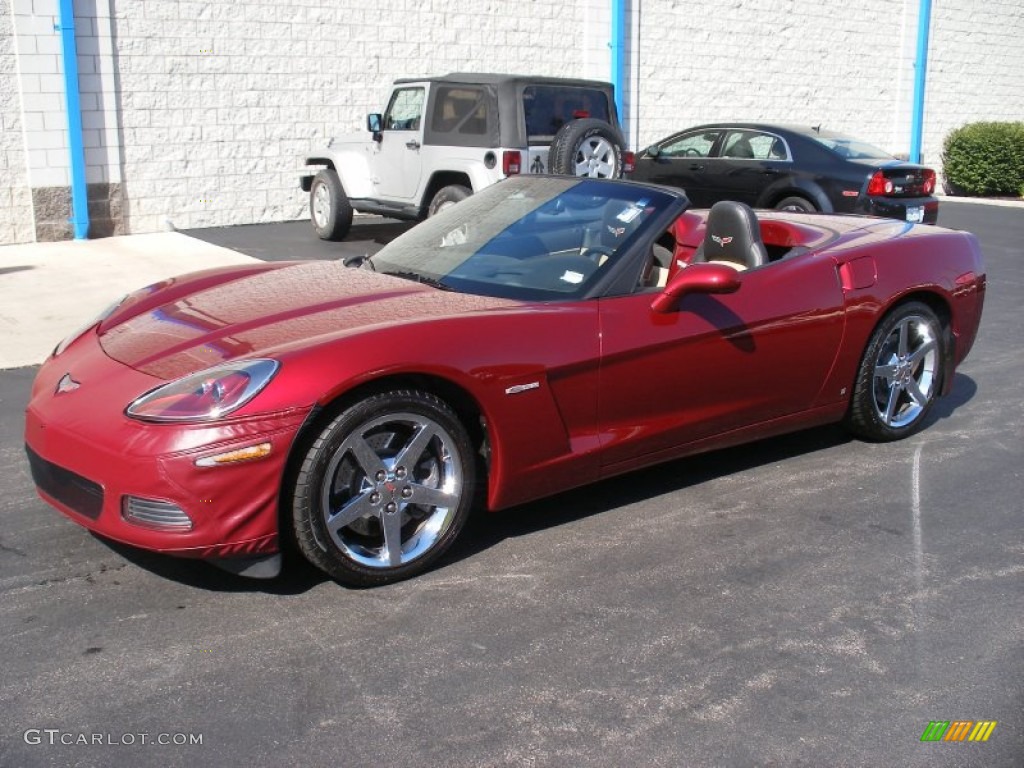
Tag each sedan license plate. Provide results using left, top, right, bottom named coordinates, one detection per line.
left=906, top=206, right=924, bottom=223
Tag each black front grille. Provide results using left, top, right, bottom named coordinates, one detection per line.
left=25, top=445, right=104, bottom=520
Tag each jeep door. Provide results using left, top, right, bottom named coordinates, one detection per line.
left=375, top=86, right=427, bottom=200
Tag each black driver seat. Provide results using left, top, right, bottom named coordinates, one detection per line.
left=692, top=200, right=768, bottom=271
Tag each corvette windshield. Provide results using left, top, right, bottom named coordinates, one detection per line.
left=370, top=177, right=673, bottom=300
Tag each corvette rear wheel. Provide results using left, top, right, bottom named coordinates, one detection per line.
left=846, top=302, right=943, bottom=441
left=292, top=390, right=475, bottom=586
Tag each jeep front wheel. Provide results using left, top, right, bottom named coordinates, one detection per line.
left=548, top=119, right=626, bottom=179
left=310, top=169, right=353, bottom=240
left=428, top=184, right=471, bottom=216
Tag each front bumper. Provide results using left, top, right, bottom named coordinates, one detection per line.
left=24, top=331, right=312, bottom=563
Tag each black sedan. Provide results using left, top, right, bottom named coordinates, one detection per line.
left=629, top=123, right=939, bottom=224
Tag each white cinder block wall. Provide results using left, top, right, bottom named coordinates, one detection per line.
left=108, top=0, right=593, bottom=235
left=2, top=0, right=43, bottom=244
left=1, top=0, right=1022, bottom=243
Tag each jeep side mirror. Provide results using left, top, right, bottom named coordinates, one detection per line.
left=650, top=263, right=741, bottom=313
left=367, top=113, right=382, bottom=139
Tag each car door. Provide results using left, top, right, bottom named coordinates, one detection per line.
left=633, top=129, right=723, bottom=207
left=596, top=254, right=845, bottom=473
left=374, top=86, right=427, bottom=200
left=701, top=129, right=789, bottom=207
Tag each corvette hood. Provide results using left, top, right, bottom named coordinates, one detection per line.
left=99, top=261, right=519, bottom=380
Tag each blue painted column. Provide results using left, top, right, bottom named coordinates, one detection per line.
left=909, top=0, right=933, bottom=164
left=57, top=0, right=89, bottom=239
left=611, top=0, right=626, bottom=133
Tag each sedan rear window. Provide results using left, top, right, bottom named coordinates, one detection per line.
left=811, top=133, right=894, bottom=160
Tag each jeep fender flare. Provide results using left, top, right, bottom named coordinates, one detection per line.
left=418, top=161, right=502, bottom=214
left=303, top=147, right=374, bottom=199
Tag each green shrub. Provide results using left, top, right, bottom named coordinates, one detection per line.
left=942, top=122, right=1024, bottom=197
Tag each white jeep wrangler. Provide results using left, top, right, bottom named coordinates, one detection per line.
left=300, top=73, right=630, bottom=240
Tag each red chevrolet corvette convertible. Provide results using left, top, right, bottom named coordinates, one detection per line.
left=25, top=177, right=986, bottom=586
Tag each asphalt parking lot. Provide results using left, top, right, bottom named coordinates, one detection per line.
left=1, top=202, right=1021, bottom=767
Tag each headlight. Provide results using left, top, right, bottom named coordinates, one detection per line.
left=53, top=295, right=127, bottom=357
left=126, top=359, right=280, bottom=423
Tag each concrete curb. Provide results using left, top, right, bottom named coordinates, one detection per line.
left=940, top=195, right=1024, bottom=208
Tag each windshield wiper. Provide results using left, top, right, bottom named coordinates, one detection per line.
left=383, top=270, right=454, bottom=291
left=342, top=253, right=375, bottom=270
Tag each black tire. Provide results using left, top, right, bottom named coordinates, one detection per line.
left=428, top=184, right=471, bottom=217
left=774, top=195, right=817, bottom=213
left=292, top=390, right=476, bottom=587
left=845, top=301, right=944, bottom=442
left=548, top=118, right=626, bottom=178
left=309, top=169, right=353, bottom=241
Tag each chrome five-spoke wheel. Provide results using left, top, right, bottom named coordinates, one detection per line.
left=872, top=315, right=938, bottom=428
left=846, top=301, right=944, bottom=441
left=293, top=390, right=475, bottom=586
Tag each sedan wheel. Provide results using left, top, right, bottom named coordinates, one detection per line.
left=293, top=390, right=475, bottom=586
left=774, top=195, right=816, bottom=213
left=846, top=302, right=943, bottom=441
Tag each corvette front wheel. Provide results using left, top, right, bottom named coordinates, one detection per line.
left=292, top=390, right=476, bottom=586
left=846, top=302, right=943, bottom=442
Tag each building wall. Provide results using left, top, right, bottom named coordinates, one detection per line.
left=926, top=0, right=1024, bottom=172
left=106, top=0, right=594, bottom=235
left=1, top=0, right=37, bottom=244
left=1, top=0, right=1022, bottom=244
left=635, top=0, right=921, bottom=154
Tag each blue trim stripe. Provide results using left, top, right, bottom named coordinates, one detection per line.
left=611, top=0, right=626, bottom=140
left=910, top=0, right=933, bottom=164
left=58, top=0, right=89, bottom=240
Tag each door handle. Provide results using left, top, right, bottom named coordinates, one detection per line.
left=406, top=140, right=421, bottom=150
left=688, top=163, right=704, bottom=171
left=762, top=168, right=780, bottom=175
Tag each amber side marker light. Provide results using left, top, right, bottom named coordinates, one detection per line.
left=195, top=442, right=272, bottom=467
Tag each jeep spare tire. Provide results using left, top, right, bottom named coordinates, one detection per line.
left=548, top=118, right=626, bottom=179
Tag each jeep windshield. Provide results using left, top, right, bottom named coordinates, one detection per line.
left=369, top=177, right=673, bottom=301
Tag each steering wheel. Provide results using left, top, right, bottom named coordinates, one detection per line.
left=580, top=246, right=614, bottom=264
left=684, top=148, right=701, bottom=157
left=525, top=255, right=599, bottom=290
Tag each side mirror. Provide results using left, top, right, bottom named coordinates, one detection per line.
left=650, top=263, right=741, bottom=313
left=367, top=113, right=382, bottom=139
left=647, top=145, right=660, bottom=158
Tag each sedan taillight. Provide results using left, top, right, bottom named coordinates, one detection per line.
left=922, top=168, right=936, bottom=194
left=867, top=171, right=894, bottom=196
